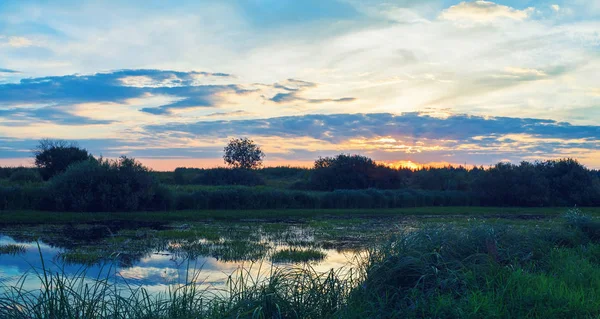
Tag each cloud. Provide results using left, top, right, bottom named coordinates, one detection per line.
left=0, top=106, right=113, bottom=126
left=205, top=110, right=253, bottom=117
left=551, top=5, right=560, bottom=12
left=1, top=36, right=34, bottom=48
left=146, top=112, right=600, bottom=143
left=440, top=1, right=533, bottom=22
left=0, top=70, right=354, bottom=118
left=270, top=92, right=355, bottom=104
left=139, top=84, right=251, bottom=115
left=268, top=79, right=355, bottom=104
left=141, top=112, right=600, bottom=167
left=424, top=63, right=577, bottom=108
left=3, top=112, right=600, bottom=167
left=0, top=68, right=19, bottom=73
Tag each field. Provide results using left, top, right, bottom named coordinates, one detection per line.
left=2, top=207, right=600, bottom=318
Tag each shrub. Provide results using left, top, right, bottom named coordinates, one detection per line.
left=43, top=156, right=167, bottom=212
left=564, top=208, right=600, bottom=241
left=0, top=185, right=43, bottom=210
left=192, top=168, right=265, bottom=186
left=309, top=154, right=406, bottom=191
left=258, top=166, right=307, bottom=179
left=0, top=167, right=17, bottom=179
left=8, top=168, right=42, bottom=184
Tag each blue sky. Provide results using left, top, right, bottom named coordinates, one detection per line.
left=0, top=0, right=599, bottom=169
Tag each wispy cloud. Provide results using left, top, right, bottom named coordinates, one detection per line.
left=0, top=36, right=35, bottom=48
left=205, top=110, right=253, bottom=117
left=0, top=68, right=19, bottom=73
left=0, top=105, right=113, bottom=126
left=268, top=79, right=355, bottom=104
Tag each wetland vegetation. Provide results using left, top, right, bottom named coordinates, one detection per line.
left=2, top=209, right=600, bottom=318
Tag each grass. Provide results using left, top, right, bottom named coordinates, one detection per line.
left=211, top=240, right=271, bottom=262
left=0, top=243, right=26, bottom=255
left=0, top=254, right=352, bottom=319
left=156, top=225, right=222, bottom=241
left=57, top=249, right=106, bottom=265
left=271, top=248, right=327, bottom=263
left=3, top=206, right=600, bottom=225
left=156, top=229, right=221, bottom=241
left=3, top=209, right=600, bottom=318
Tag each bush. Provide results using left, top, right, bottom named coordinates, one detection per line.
left=8, top=169, right=42, bottom=184
left=258, top=166, right=307, bottom=179
left=0, top=185, right=43, bottom=210
left=172, top=167, right=266, bottom=186
left=0, top=167, right=17, bottom=179
left=43, top=157, right=169, bottom=212
left=309, top=154, right=406, bottom=191
left=192, top=168, right=265, bottom=186
left=168, top=187, right=478, bottom=210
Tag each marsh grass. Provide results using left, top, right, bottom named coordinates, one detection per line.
left=3, top=209, right=600, bottom=318
left=271, top=248, right=327, bottom=263
left=57, top=249, right=106, bottom=266
left=156, top=225, right=222, bottom=241
left=0, top=245, right=355, bottom=319
left=0, top=244, right=26, bottom=255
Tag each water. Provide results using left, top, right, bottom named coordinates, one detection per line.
left=0, top=218, right=402, bottom=295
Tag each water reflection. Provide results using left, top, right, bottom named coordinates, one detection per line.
left=0, top=219, right=396, bottom=295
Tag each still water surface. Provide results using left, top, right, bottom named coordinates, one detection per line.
left=0, top=218, right=403, bottom=294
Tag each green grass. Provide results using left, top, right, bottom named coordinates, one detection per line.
left=0, top=243, right=26, bottom=255
left=271, top=248, right=327, bottom=263
left=3, top=206, right=600, bottom=225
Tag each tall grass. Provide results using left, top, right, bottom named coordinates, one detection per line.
left=0, top=247, right=356, bottom=319
left=0, top=244, right=26, bottom=255
left=3, top=209, right=600, bottom=318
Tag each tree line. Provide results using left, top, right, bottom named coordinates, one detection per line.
left=1, top=139, right=599, bottom=211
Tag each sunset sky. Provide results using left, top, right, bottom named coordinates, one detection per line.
left=1, top=0, right=599, bottom=170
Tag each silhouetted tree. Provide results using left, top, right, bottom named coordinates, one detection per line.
left=33, top=139, right=92, bottom=180
left=223, top=138, right=265, bottom=169
left=310, top=154, right=406, bottom=190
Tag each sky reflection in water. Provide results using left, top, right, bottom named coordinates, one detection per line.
left=0, top=234, right=357, bottom=295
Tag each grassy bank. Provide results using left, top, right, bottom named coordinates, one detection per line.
left=2, top=209, right=600, bottom=318
left=3, top=206, right=600, bottom=224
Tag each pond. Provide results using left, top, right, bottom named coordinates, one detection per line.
left=0, top=217, right=409, bottom=295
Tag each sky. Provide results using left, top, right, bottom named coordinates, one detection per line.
left=0, top=0, right=599, bottom=170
